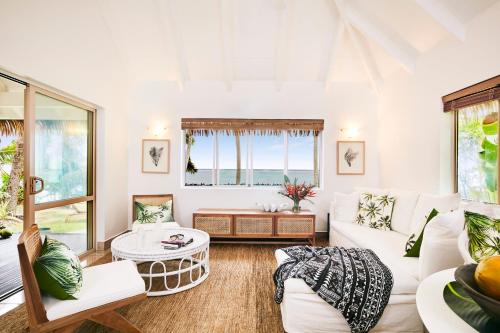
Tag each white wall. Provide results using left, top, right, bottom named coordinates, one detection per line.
left=0, top=1, right=130, bottom=241
left=128, top=81, right=380, bottom=231
left=378, top=2, right=500, bottom=194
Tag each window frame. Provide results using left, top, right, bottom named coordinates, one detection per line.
left=452, top=98, right=500, bottom=204
left=181, top=130, right=323, bottom=189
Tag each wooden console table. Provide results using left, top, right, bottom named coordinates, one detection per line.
left=193, top=209, right=315, bottom=244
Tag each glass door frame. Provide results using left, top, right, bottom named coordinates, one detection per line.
left=24, top=85, right=97, bottom=255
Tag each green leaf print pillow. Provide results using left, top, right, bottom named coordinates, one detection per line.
left=464, top=211, right=500, bottom=262
left=33, top=237, right=83, bottom=300
left=135, top=201, right=174, bottom=224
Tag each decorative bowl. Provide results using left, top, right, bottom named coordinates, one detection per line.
left=455, top=264, right=500, bottom=322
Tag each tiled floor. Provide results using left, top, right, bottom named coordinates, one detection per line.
left=0, top=249, right=110, bottom=317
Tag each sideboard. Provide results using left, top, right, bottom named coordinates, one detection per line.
left=193, top=208, right=315, bottom=244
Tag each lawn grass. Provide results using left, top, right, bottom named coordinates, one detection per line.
left=7, top=205, right=86, bottom=234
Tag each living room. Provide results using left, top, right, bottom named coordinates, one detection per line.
left=0, top=0, right=499, bottom=332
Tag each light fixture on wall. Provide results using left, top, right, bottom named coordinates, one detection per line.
left=340, top=127, right=359, bottom=139
left=148, top=124, right=167, bottom=137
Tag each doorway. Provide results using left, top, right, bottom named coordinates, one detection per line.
left=0, top=72, right=96, bottom=301
left=0, top=74, right=26, bottom=300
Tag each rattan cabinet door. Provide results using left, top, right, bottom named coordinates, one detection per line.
left=194, top=215, right=232, bottom=236
left=234, top=216, right=273, bottom=237
left=276, top=217, right=314, bottom=237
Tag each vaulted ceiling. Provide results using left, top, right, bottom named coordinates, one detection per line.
left=5, top=0, right=499, bottom=94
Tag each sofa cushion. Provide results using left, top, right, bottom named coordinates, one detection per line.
left=354, top=187, right=388, bottom=195
left=388, top=189, right=420, bottom=235
left=356, top=193, right=395, bottom=230
left=410, top=193, right=460, bottom=231
left=331, top=221, right=420, bottom=281
left=275, top=247, right=418, bottom=295
left=419, top=210, right=465, bottom=279
left=404, top=208, right=439, bottom=257
left=43, top=260, right=145, bottom=320
left=331, top=192, right=359, bottom=222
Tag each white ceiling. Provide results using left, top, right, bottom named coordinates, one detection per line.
left=3, top=0, right=499, bottom=93
left=98, top=0, right=498, bottom=91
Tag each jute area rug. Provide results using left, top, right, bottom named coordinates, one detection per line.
left=0, top=243, right=289, bottom=333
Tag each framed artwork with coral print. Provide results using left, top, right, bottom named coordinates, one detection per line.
left=337, top=141, right=365, bottom=175
left=142, top=139, right=170, bottom=174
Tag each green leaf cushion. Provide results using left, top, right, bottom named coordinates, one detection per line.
left=356, top=193, right=396, bottom=231
left=33, top=237, right=83, bottom=300
left=464, top=211, right=500, bottom=262
left=135, top=201, right=174, bottom=224
left=404, top=208, right=439, bottom=257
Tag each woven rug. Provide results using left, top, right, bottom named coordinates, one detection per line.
left=0, top=243, right=296, bottom=333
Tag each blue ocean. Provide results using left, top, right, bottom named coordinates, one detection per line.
left=185, top=169, right=314, bottom=186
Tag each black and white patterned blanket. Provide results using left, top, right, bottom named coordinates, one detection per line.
left=274, top=246, right=393, bottom=333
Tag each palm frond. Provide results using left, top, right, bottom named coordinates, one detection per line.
left=0, top=119, right=23, bottom=136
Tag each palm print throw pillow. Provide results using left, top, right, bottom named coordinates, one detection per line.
left=356, top=193, right=396, bottom=231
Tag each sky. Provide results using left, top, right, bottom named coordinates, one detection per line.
left=0, top=134, right=16, bottom=149
left=189, top=132, right=315, bottom=170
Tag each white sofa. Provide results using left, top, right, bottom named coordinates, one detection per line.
left=276, top=187, right=466, bottom=333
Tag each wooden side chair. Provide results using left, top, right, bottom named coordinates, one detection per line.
left=17, top=224, right=147, bottom=333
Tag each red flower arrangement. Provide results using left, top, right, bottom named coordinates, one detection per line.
left=278, top=175, right=316, bottom=213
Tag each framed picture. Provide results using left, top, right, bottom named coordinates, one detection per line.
left=337, top=141, right=365, bottom=175
left=142, top=139, right=170, bottom=174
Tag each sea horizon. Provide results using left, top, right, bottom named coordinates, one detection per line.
left=185, top=168, right=316, bottom=186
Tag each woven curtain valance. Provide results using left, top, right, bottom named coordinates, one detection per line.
left=443, top=87, right=500, bottom=112
left=181, top=118, right=324, bottom=136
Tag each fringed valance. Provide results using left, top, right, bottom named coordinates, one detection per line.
left=181, top=118, right=324, bottom=136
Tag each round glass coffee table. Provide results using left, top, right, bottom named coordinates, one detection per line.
left=111, top=227, right=210, bottom=296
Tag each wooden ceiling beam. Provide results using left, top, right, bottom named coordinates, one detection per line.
left=156, top=0, right=189, bottom=92
left=274, top=0, right=294, bottom=92
left=218, top=0, right=234, bottom=92
left=323, top=0, right=345, bottom=92
left=334, top=0, right=418, bottom=74
left=324, top=21, right=344, bottom=92
left=346, top=24, right=383, bottom=95
left=415, top=0, right=466, bottom=42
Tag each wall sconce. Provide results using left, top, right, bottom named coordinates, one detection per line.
left=148, top=124, right=167, bottom=137
left=340, top=127, right=359, bottom=139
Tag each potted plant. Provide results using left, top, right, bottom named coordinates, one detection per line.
left=278, top=175, right=316, bottom=213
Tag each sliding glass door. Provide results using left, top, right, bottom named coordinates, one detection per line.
left=0, top=74, right=26, bottom=300
left=25, top=87, right=95, bottom=255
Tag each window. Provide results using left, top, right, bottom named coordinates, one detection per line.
left=456, top=101, right=498, bottom=203
left=218, top=132, right=248, bottom=186
left=288, top=132, right=319, bottom=185
left=252, top=133, right=284, bottom=186
left=182, top=118, right=323, bottom=188
left=445, top=76, right=500, bottom=203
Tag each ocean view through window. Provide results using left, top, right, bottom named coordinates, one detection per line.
left=183, top=119, right=322, bottom=187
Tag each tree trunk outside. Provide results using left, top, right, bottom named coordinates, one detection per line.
left=313, top=134, right=319, bottom=187
left=6, top=136, right=23, bottom=215
left=185, top=133, right=193, bottom=171
left=185, top=143, right=191, bottom=171
left=235, top=134, right=241, bottom=185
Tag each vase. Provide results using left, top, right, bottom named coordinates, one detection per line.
left=292, top=201, right=301, bottom=213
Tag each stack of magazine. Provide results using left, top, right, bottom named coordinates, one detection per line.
left=161, top=234, right=193, bottom=250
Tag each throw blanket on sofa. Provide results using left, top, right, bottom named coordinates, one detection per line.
left=274, top=246, right=393, bottom=333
